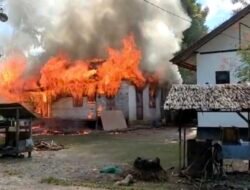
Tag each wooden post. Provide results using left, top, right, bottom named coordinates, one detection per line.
left=183, top=127, right=186, bottom=168
left=178, top=110, right=184, bottom=172
left=248, top=112, right=250, bottom=139
left=178, top=125, right=182, bottom=171
left=15, top=109, right=20, bottom=154
left=5, top=122, right=9, bottom=146
left=95, top=95, right=98, bottom=130
left=28, top=119, right=32, bottom=158
left=248, top=112, right=250, bottom=170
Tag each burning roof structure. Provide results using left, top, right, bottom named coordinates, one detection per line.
left=0, top=36, right=153, bottom=111
left=0, top=36, right=161, bottom=121
left=164, top=84, right=250, bottom=112
left=0, top=0, right=192, bottom=123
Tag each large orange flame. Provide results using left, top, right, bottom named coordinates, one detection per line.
left=39, top=35, right=145, bottom=100
left=0, top=35, right=157, bottom=115
left=0, top=53, right=27, bottom=101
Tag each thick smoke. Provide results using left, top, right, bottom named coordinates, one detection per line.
left=3, top=0, right=190, bottom=84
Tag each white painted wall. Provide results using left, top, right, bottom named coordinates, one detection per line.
left=127, top=84, right=162, bottom=122
left=142, top=86, right=161, bottom=121
left=51, top=83, right=162, bottom=122
left=115, top=82, right=129, bottom=119
left=52, top=97, right=98, bottom=119
left=199, top=14, right=250, bottom=52
left=196, top=14, right=250, bottom=128
left=128, top=85, right=137, bottom=121
left=197, top=52, right=241, bottom=85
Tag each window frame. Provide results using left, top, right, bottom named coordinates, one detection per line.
left=215, top=71, right=230, bottom=84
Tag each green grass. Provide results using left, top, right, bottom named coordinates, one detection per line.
left=36, top=130, right=180, bottom=189
left=34, top=132, right=178, bottom=169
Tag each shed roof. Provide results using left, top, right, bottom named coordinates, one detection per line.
left=0, top=103, right=38, bottom=119
left=171, top=5, right=250, bottom=70
left=164, top=84, right=250, bottom=112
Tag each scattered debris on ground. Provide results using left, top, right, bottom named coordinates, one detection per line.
left=100, top=165, right=123, bottom=174
left=0, top=128, right=202, bottom=190
left=34, top=140, right=65, bottom=151
left=114, top=174, right=134, bottom=186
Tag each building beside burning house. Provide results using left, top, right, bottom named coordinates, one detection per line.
left=171, top=5, right=250, bottom=129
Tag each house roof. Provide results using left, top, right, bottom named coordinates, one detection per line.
left=172, top=5, right=250, bottom=70
left=164, top=84, right=250, bottom=112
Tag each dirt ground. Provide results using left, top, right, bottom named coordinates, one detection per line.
left=0, top=127, right=188, bottom=189
left=0, top=127, right=250, bottom=190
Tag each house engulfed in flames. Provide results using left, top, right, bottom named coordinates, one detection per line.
left=0, top=36, right=162, bottom=123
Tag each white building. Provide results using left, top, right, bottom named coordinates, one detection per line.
left=50, top=82, right=162, bottom=124
left=171, top=5, right=250, bottom=128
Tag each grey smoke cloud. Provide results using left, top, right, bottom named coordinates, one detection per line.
left=4, top=0, right=191, bottom=84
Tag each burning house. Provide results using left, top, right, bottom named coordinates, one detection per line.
left=50, top=82, right=162, bottom=123
left=0, top=0, right=191, bottom=129
left=0, top=37, right=162, bottom=126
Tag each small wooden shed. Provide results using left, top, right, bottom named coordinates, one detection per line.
left=164, top=84, right=250, bottom=170
left=0, top=103, right=37, bottom=157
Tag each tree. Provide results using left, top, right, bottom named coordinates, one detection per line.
left=181, top=0, right=208, bottom=49
left=179, top=0, right=209, bottom=84
left=236, top=46, right=250, bottom=82
left=231, top=0, right=250, bottom=82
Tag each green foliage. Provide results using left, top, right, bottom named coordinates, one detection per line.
left=236, top=46, right=250, bottom=82
left=231, top=0, right=249, bottom=82
left=179, top=67, right=196, bottom=84
left=181, top=0, right=208, bottom=49
left=179, top=0, right=208, bottom=84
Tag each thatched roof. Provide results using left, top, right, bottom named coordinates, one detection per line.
left=164, top=84, right=250, bottom=112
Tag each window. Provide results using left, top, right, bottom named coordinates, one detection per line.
left=73, top=96, right=83, bottom=107
left=216, top=71, right=230, bottom=84
left=149, top=86, right=157, bottom=108
left=136, top=90, right=143, bottom=120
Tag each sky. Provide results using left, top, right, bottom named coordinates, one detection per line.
left=197, top=0, right=250, bottom=30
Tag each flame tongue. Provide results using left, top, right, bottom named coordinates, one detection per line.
left=0, top=53, right=27, bottom=102
left=0, top=35, right=153, bottom=112
left=97, top=35, right=145, bottom=97
left=39, top=35, right=145, bottom=100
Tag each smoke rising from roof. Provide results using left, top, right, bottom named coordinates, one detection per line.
left=4, top=0, right=190, bottom=84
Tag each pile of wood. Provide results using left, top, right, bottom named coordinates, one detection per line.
left=34, top=140, right=64, bottom=151
left=164, top=84, right=250, bottom=111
